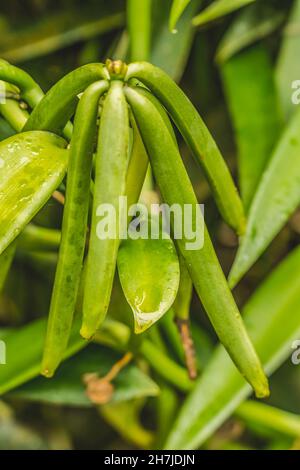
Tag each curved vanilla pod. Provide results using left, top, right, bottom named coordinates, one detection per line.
left=125, top=85, right=269, bottom=398
left=0, top=58, right=44, bottom=107
left=81, top=80, right=129, bottom=339
left=41, top=80, right=109, bottom=377
left=126, top=112, right=149, bottom=209
left=133, top=86, right=177, bottom=143
left=24, top=64, right=109, bottom=136
left=126, top=62, right=245, bottom=235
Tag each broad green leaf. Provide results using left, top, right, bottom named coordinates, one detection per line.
left=193, top=0, right=255, bottom=27
left=169, top=0, right=192, bottom=32
left=216, top=3, right=284, bottom=64
left=9, top=345, right=159, bottom=406
left=166, top=245, right=300, bottom=449
left=151, top=0, right=202, bottom=81
left=126, top=84, right=267, bottom=397
left=276, top=0, right=300, bottom=119
left=117, top=223, right=180, bottom=333
left=229, top=106, right=300, bottom=287
left=221, top=44, right=282, bottom=211
left=0, top=317, right=85, bottom=396
left=0, top=131, right=68, bottom=256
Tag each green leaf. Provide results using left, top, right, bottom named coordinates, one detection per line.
left=151, top=0, right=202, bottom=82
left=216, top=3, right=284, bottom=64
left=0, top=131, right=68, bottom=256
left=276, top=0, right=300, bottom=120
left=126, top=85, right=268, bottom=397
left=117, top=222, right=180, bottom=333
left=126, top=62, right=246, bottom=235
left=166, top=245, right=300, bottom=449
left=193, top=0, right=256, bottom=27
left=229, top=106, right=300, bottom=287
left=0, top=317, right=85, bottom=396
left=169, top=0, right=192, bottom=32
left=221, top=44, right=282, bottom=211
left=9, top=344, right=159, bottom=406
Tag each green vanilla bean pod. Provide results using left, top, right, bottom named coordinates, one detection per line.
left=0, top=59, right=44, bottom=108
left=126, top=112, right=149, bottom=209
left=24, top=64, right=109, bottom=136
left=81, top=80, right=129, bottom=339
left=134, top=86, right=177, bottom=144
left=125, top=85, right=269, bottom=398
left=41, top=80, right=109, bottom=377
left=125, top=62, right=245, bottom=235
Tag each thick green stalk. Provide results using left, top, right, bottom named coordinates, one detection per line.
left=127, top=0, right=152, bottom=61
left=41, top=80, right=109, bottom=377
left=125, top=85, right=268, bottom=398
left=82, top=80, right=129, bottom=339
left=126, top=61, right=245, bottom=235
left=140, top=340, right=192, bottom=392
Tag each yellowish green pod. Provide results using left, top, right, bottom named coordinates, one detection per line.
left=81, top=80, right=129, bottom=339
left=125, top=85, right=269, bottom=398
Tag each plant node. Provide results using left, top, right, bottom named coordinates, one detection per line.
left=105, top=59, right=128, bottom=80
